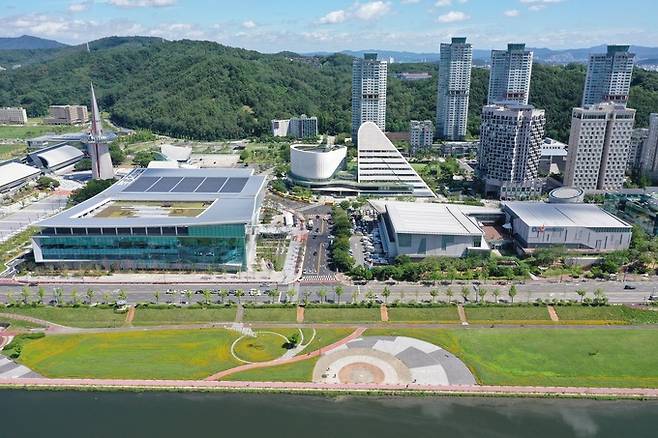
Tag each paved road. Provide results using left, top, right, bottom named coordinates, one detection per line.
left=1, top=278, right=656, bottom=304
left=301, top=213, right=333, bottom=277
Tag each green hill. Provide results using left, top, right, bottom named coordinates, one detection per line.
left=0, top=37, right=657, bottom=141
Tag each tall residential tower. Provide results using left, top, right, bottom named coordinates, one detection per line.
left=582, top=45, right=635, bottom=107
left=436, top=37, right=472, bottom=140
left=487, top=43, right=533, bottom=105
left=352, top=53, right=388, bottom=144
left=564, top=102, right=635, bottom=191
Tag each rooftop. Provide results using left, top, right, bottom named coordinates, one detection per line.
left=37, top=167, right=267, bottom=228
left=0, top=162, right=40, bottom=188
left=504, top=202, right=631, bottom=228
left=371, top=201, right=485, bottom=236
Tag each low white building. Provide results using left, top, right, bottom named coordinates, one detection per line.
left=0, top=162, right=41, bottom=193
left=371, top=201, right=493, bottom=259
left=503, top=201, right=632, bottom=252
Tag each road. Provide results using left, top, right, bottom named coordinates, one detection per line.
left=0, top=195, right=67, bottom=243
left=301, top=212, right=334, bottom=278
left=0, top=278, right=655, bottom=305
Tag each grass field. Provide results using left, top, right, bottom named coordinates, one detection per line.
left=132, top=307, right=237, bottom=325
left=0, top=317, right=43, bottom=330
left=233, top=330, right=295, bottom=363
left=303, top=307, right=381, bottom=323
left=242, top=307, right=297, bottom=322
left=19, top=329, right=243, bottom=379
left=555, top=306, right=658, bottom=324
left=464, top=306, right=551, bottom=322
left=226, top=357, right=320, bottom=382
left=0, top=124, right=79, bottom=140
left=387, top=306, right=460, bottom=322
left=0, top=307, right=126, bottom=328
left=366, top=327, right=658, bottom=388
left=0, top=144, right=26, bottom=159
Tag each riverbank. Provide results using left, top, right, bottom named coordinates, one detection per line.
left=1, top=378, right=658, bottom=401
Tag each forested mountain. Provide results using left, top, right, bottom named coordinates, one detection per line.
left=1, top=37, right=657, bottom=141
left=0, top=35, right=67, bottom=50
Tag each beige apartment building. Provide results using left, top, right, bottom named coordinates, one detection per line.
left=0, top=107, right=28, bottom=124
left=45, top=105, right=89, bottom=125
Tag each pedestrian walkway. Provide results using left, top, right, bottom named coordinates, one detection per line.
left=380, top=304, right=388, bottom=322
left=296, top=306, right=304, bottom=323
left=457, top=304, right=468, bottom=326
left=547, top=305, right=559, bottom=322
left=234, top=305, right=244, bottom=323
left=124, top=307, right=136, bottom=326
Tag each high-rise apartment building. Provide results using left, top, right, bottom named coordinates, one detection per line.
left=478, top=103, right=545, bottom=197
left=640, top=113, right=658, bottom=175
left=487, top=43, right=533, bottom=105
left=582, top=45, right=635, bottom=107
left=409, top=120, right=434, bottom=154
left=271, top=115, right=318, bottom=138
left=436, top=37, right=472, bottom=140
left=0, top=107, right=28, bottom=124
left=564, top=102, right=635, bottom=191
left=628, top=128, right=649, bottom=172
left=352, top=53, right=388, bottom=143
left=45, top=105, right=88, bottom=125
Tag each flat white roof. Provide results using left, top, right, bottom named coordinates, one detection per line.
left=0, top=162, right=40, bottom=188
left=504, top=202, right=631, bottom=228
left=377, top=201, right=484, bottom=236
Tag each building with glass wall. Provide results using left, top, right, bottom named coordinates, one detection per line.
left=32, top=167, right=266, bottom=271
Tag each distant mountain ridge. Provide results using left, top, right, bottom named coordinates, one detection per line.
left=0, top=35, right=68, bottom=50
left=306, top=46, right=658, bottom=64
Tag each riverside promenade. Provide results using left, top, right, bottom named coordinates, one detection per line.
left=1, top=377, right=658, bottom=399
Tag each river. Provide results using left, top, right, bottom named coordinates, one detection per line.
left=1, top=390, right=656, bottom=437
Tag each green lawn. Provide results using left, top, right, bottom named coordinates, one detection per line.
left=303, top=307, right=381, bottom=323
left=233, top=330, right=296, bottom=363
left=0, top=144, right=26, bottom=159
left=387, top=306, right=460, bottom=322
left=19, top=329, right=243, bottom=380
left=132, top=307, right=237, bottom=325
left=464, top=306, right=551, bottom=322
left=366, top=327, right=658, bottom=388
left=0, top=317, right=43, bottom=330
left=227, top=357, right=320, bottom=382
left=555, top=306, right=658, bottom=324
left=0, top=306, right=126, bottom=328
left=243, top=307, right=297, bottom=322
left=0, top=124, right=79, bottom=140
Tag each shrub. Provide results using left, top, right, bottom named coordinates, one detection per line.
left=2, top=332, right=45, bottom=359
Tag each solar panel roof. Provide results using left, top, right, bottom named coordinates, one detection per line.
left=195, top=177, right=227, bottom=193
left=170, top=177, right=204, bottom=192
left=124, top=176, right=159, bottom=192
left=220, top=177, right=249, bottom=193
left=147, top=176, right=183, bottom=192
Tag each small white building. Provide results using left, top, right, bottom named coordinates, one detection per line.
left=371, top=201, right=492, bottom=259
left=503, top=201, right=632, bottom=252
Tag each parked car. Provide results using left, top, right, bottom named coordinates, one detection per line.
left=624, top=284, right=637, bottom=290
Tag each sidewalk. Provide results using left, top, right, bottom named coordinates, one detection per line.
left=17, top=271, right=286, bottom=285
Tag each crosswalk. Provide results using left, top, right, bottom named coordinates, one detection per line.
left=300, top=274, right=337, bottom=283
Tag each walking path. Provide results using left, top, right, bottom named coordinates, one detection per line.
left=207, top=327, right=366, bottom=381
left=0, top=312, right=68, bottom=331
left=124, top=307, right=135, bottom=326
left=296, top=306, right=304, bottom=323
left=234, top=305, right=244, bottom=323
left=380, top=304, right=388, bottom=322
left=457, top=304, right=468, bottom=325
left=547, top=305, right=559, bottom=322
left=0, top=377, right=656, bottom=399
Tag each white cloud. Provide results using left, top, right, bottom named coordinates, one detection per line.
left=504, top=9, right=520, bottom=17
left=319, top=10, right=347, bottom=24
left=354, top=1, right=392, bottom=20
left=400, top=0, right=420, bottom=4
left=435, top=0, right=467, bottom=6
left=242, top=20, right=256, bottom=29
left=68, top=2, right=90, bottom=13
left=520, top=0, right=564, bottom=11
left=437, top=11, right=470, bottom=23
left=108, top=0, right=176, bottom=8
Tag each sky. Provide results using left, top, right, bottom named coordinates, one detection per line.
left=2, top=0, right=658, bottom=53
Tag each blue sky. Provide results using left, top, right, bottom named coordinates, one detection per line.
left=2, top=0, right=658, bottom=52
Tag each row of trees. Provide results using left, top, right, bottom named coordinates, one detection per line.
left=2, top=37, right=657, bottom=141
left=329, top=206, right=355, bottom=272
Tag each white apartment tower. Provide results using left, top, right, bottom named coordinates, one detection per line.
left=640, top=113, right=658, bottom=174
left=478, top=104, right=545, bottom=196
left=488, top=43, right=533, bottom=105
left=564, top=102, right=636, bottom=191
left=409, top=120, right=434, bottom=154
left=582, top=45, right=635, bottom=107
left=627, top=128, right=649, bottom=172
left=352, top=53, right=388, bottom=144
left=436, top=37, right=472, bottom=140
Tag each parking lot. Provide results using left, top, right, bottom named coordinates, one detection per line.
left=351, top=214, right=388, bottom=268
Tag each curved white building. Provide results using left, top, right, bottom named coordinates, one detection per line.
left=290, top=144, right=346, bottom=181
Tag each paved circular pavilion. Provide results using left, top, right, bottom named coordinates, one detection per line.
left=313, top=336, right=475, bottom=386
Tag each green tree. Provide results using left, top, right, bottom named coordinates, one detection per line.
left=86, top=288, right=95, bottom=305
left=37, top=286, right=45, bottom=305
left=219, top=289, right=228, bottom=304
left=118, top=289, right=127, bottom=302
left=446, top=287, right=454, bottom=304
left=382, top=287, right=391, bottom=305
left=508, top=285, right=518, bottom=304
left=36, top=176, right=60, bottom=190
left=318, top=288, right=327, bottom=304
left=154, top=290, right=161, bottom=304
left=234, top=289, right=245, bottom=305
left=492, top=288, right=501, bottom=303
left=429, top=289, right=438, bottom=304
left=54, top=288, right=63, bottom=306
left=202, top=289, right=212, bottom=306
left=460, top=286, right=471, bottom=303
left=71, top=288, right=79, bottom=305
left=286, top=289, right=296, bottom=304
left=334, top=286, right=344, bottom=305
left=21, top=286, right=31, bottom=305
left=477, top=288, right=488, bottom=304
left=576, top=288, right=586, bottom=303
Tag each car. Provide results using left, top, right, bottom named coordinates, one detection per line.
left=313, top=251, right=318, bottom=256
left=624, top=284, right=637, bottom=290
left=648, top=294, right=658, bottom=302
